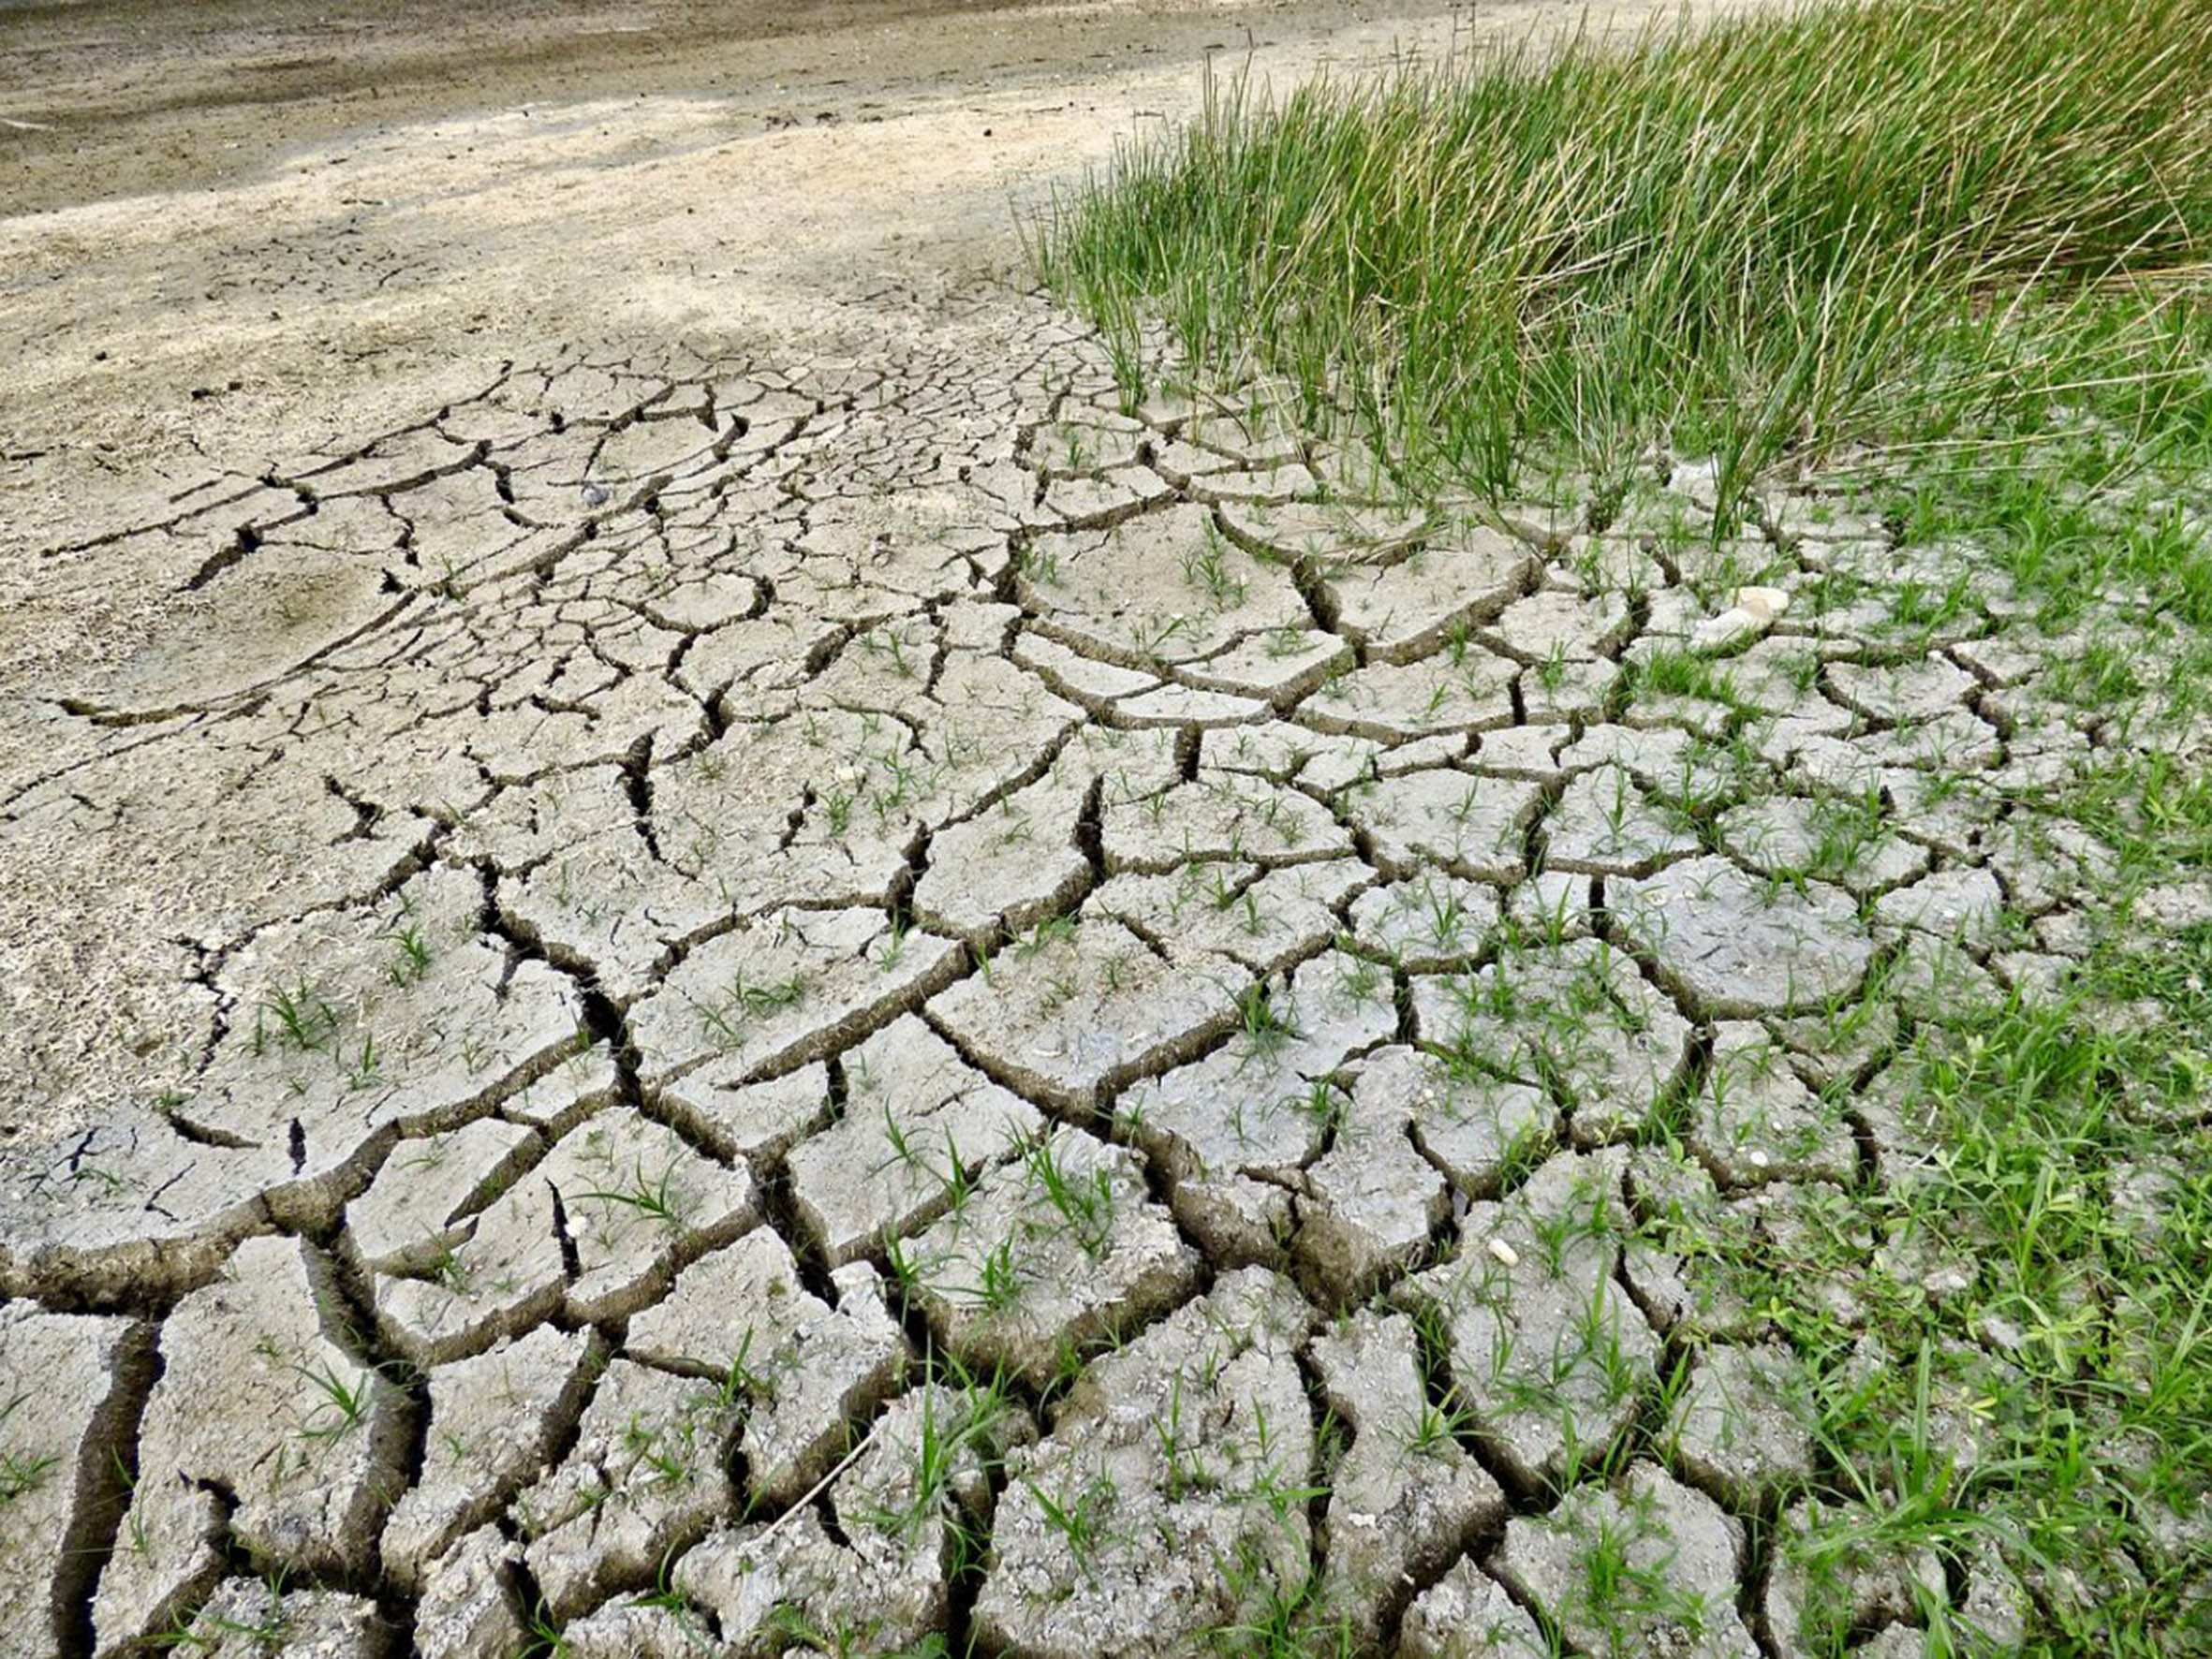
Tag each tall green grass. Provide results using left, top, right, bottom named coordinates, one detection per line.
left=1036, top=0, right=2212, bottom=498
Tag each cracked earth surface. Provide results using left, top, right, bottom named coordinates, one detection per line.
left=8, top=284, right=2196, bottom=1655
left=5, top=2, right=2209, bottom=1652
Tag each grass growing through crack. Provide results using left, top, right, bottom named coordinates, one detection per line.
left=290, top=1359, right=374, bottom=1443
left=1025, top=1470, right=1118, bottom=1580
left=575, top=1155, right=689, bottom=1227
left=1623, top=756, right=2212, bottom=1651
left=1799, top=912, right=2212, bottom=1647
left=0, top=1390, right=56, bottom=1506
left=1036, top=0, right=2212, bottom=503
left=696, top=968, right=809, bottom=1048
left=1025, top=1132, right=1118, bottom=1258
left=156, top=1575, right=295, bottom=1652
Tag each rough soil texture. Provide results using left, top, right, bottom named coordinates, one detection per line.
left=0, top=0, right=2160, bottom=1654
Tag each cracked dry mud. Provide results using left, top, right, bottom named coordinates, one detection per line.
left=0, top=280, right=2199, bottom=1658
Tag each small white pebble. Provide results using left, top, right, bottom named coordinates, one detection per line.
left=1737, top=584, right=1792, bottom=618
left=1486, top=1238, right=1519, bottom=1268
left=1748, top=1150, right=1770, bottom=1168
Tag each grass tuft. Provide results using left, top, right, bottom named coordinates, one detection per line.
left=1036, top=0, right=2212, bottom=501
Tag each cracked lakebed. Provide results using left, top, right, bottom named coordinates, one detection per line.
left=1, top=284, right=2207, bottom=1657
